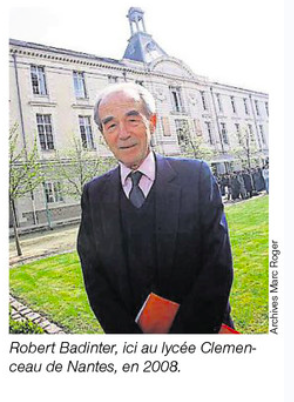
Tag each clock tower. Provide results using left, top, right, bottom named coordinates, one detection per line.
left=123, top=7, right=167, bottom=64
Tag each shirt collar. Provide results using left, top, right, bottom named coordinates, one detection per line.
left=119, top=151, right=156, bottom=185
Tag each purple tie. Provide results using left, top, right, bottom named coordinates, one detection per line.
left=129, top=171, right=145, bottom=208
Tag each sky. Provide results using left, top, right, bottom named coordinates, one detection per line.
left=8, top=0, right=281, bottom=93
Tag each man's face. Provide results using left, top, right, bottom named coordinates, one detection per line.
left=98, top=90, right=156, bottom=169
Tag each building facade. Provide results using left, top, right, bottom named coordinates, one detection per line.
left=9, top=7, right=269, bottom=230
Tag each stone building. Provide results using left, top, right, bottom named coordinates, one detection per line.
left=9, top=7, right=269, bottom=230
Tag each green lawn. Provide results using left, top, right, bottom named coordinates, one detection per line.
left=225, top=195, right=269, bottom=333
left=10, top=195, right=269, bottom=334
left=10, top=253, right=103, bottom=334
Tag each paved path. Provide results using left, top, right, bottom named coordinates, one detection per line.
left=9, top=224, right=79, bottom=267
left=10, top=295, right=66, bottom=334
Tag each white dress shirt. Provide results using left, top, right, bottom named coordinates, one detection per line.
left=119, top=151, right=156, bottom=199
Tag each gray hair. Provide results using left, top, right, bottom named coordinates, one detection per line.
left=93, top=82, right=156, bottom=132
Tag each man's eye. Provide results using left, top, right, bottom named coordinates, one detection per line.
left=107, top=123, right=117, bottom=130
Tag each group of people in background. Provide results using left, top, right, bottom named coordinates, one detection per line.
left=215, top=163, right=269, bottom=202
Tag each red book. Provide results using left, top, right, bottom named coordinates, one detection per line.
left=135, top=293, right=180, bottom=333
left=219, top=323, right=240, bottom=334
left=136, top=292, right=240, bottom=334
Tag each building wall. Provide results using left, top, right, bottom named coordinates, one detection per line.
left=9, top=41, right=269, bottom=229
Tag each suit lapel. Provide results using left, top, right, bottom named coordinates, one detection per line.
left=154, top=155, right=181, bottom=292
left=99, top=168, right=133, bottom=311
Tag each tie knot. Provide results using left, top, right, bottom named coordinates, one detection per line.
left=130, top=171, right=143, bottom=186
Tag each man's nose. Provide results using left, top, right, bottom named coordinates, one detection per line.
left=118, top=122, right=130, bottom=140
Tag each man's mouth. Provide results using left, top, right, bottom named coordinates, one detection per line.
left=119, top=144, right=136, bottom=150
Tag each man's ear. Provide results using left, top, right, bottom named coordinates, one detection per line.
left=149, top=114, right=157, bottom=133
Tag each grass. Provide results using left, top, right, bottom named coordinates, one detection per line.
left=10, top=253, right=103, bottom=334
left=10, top=195, right=269, bottom=334
left=226, top=195, right=269, bottom=333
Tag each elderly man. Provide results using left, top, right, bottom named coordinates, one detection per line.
left=77, top=83, right=234, bottom=334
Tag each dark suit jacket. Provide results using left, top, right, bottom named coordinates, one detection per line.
left=77, top=154, right=233, bottom=333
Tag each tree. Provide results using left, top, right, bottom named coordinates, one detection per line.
left=50, top=134, right=116, bottom=200
left=230, top=126, right=260, bottom=169
left=9, top=125, right=43, bottom=256
left=177, top=123, right=216, bottom=162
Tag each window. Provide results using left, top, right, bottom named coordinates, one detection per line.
left=235, top=123, right=241, bottom=144
left=200, top=91, right=208, bottom=111
left=194, top=119, right=203, bottom=136
left=230, top=96, right=237, bottom=114
left=175, top=119, right=189, bottom=146
left=44, top=182, right=63, bottom=203
left=205, top=121, right=213, bottom=144
left=135, top=80, right=144, bottom=86
left=36, top=114, right=54, bottom=150
left=170, top=87, right=185, bottom=113
left=31, top=65, right=47, bottom=95
left=79, top=116, right=95, bottom=149
left=248, top=124, right=255, bottom=143
left=249, top=124, right=260, bottom=148
left=158, top=116, right=170, bottom=137
left=108, top=75, right=119, bottom=84
left=248, top=124, right=253, bottom=136
left=243, top=98, right=249, bottom=115
left=265, top=101, right=269, bottom=116
left=73, top=71, right=87, bottom=98
left=255, top=100, right=260, bottom=116
left=216, top=93, right=223, bottom=113
left=157, top=117, right=164, bottom=137
left=162, top=117, right=171, bottom=136
left=220, top=122, right=229, bottom=145
left=259, top=125, right=266, bottom=145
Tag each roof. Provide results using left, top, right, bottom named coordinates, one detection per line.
left=123, top=32, right=167, bottom=63
left=9, top=38, right=124, bottom=67
left=9, top=38, right=268, bottom=95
